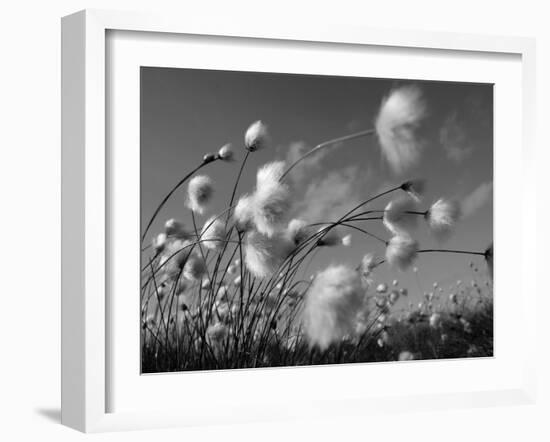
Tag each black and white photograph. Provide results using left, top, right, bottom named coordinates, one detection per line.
left=140, top=67, right=493, bottom=373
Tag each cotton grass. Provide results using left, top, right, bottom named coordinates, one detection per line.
left=141, top=95, right=493, bottom=372
left=234, top=194, right=255, bottom=231
left=375, top=85, right=427, bottom=175
left=200, top=216, right=225, bottom=250
left=251, top=161, right=291, bottom=237
left=286, top=218, right=310, bottom=245
left=187, top=175, right=214, bottom=215
left=217, top=143, right=234, bottom=161
left=302, top=265, right=365, bottom=351
left=183, top=254, right=207, bottom=281
left=360, top=253, right=377, bottom=278
left=386, top=234, right=418, bottom=271
left=152, top=233, right=167, bottom=253
left=383, top=196, right=419, bottom=235
left=426, top=198, right=461, bottom=240
left=243, top=230, right=293, bottom=278
left=164, top=218, right=190, bottom=239
left=245, top=120, right=270, bottom=152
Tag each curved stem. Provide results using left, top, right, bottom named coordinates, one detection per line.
left=280, top=128, right=375, bottom=181
left=338, top=222, right=388, bottom=245
left=141, top=160, right=214, bottom=244
left=226, top=150, right=250, bottom=223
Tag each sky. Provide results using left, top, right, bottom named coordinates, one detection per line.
left=141, top=67, right=493, bottom=308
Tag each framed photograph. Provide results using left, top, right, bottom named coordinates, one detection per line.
left=61, top=9, right=537, bottom=432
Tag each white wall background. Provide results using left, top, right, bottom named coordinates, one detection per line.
left=0, top=1, right=547, bottom=440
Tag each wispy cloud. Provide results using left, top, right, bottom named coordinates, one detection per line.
left=293, top=165, right=367, bottom=222
left=461, top=181, right=493, bottom=218
left=281, top=140, right=333, bottom=185
left=440, top=112, right=475, bottom=163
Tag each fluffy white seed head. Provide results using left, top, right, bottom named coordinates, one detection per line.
left=200, top=217, right=225, bottom=250
left=233, top=275, right=242, bottom=287
left=244, top=120, right=270, bottom=152
left=286, top=218, right=310, bottom=245
left=342, top=234, right=352, bottom=247
left=251, top=162, right=291, bottom=237
left=233, top=194, right=254, bottom=231
left=206, top=322, right=228, bottom=345
left=383, top=196, right=419, bottom=235
left=375, top=85, right=427, bottom=175
left=152, top=233, right=167, bottom=253
left=164, top=218, right=191, bottom=239
left=161, top=239, right=193, bottom=278
left=386, top=234, right=419, bottom=271
left=317, top=227, right=345, bottom=247
left=302, top=265, right=365, bottom=351
left=398, top=351, right=415, bottom=361
left=427, top=198, right=461, bottom=240
left=216, top=285, right=229, bottom=301
left=186, top=175, right=214, bottom=215
left=144, top=314, right=157, bottom=330
left=429, top=313, right=442, bottom=329
left=183, top=254, right=207, bottom=281
left=243, top=230, right=293, bottom=278
left=376, top=283, right=388, bottom=294
left=217, top=143, right=234, bottom=161
left=361, top=253, right=377, bottom=277
left=389, top=290, right=400, bottom=304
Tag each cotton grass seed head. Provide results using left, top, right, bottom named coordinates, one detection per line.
left=251, top=161, right=291, bottom=237
left=186, top=175, right=214, bottom=215
left=429, top=313, right=442, bottom=329
left=161, top=239, right=193, bottom=277
left=361, top=253, right=377, bottom=277
left=375, top=85, right=427, bottom=175
left=389, top=290, right=400, bottom=304
left=202, top=152, right=217, bottom=164
left=245, top=120, right=270, bottom=152
left=217, top=143, right=234, bottom=161
left=383, top=196, right=419, bottom=235
left=183, top=254, right=207, bottom=281
left=234, top=194, right=254, bottom=231
left=426, top=198, right=461, bottom=240
left=376, top=283, right=388, bottom=294
left=200, top=216, right=225, bottom=250
left=207, top=322, right=228, bottom=345
left=302, top=264, right=365, bottom=351
left=342, top=234, right=352, bottom=247
left=398, top=351, right=415, bottom=361
left=286, top=218, right=310, bottom=245
left=243, top=230, right=293, bottom=278
left=386, top=234, right=418, bottom=271
left=152, top=233, right=167, bottom=253
left=164, top=218, right=190, bottom=239
left=316, top=227, right=345, bottom=247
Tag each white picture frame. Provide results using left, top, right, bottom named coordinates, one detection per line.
left=61, top=9, right=537, bottom=433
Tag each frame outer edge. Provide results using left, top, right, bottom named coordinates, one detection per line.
left=60, top=8, right=537, bottom=432
left=61, top=10, right=87, bottom=432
